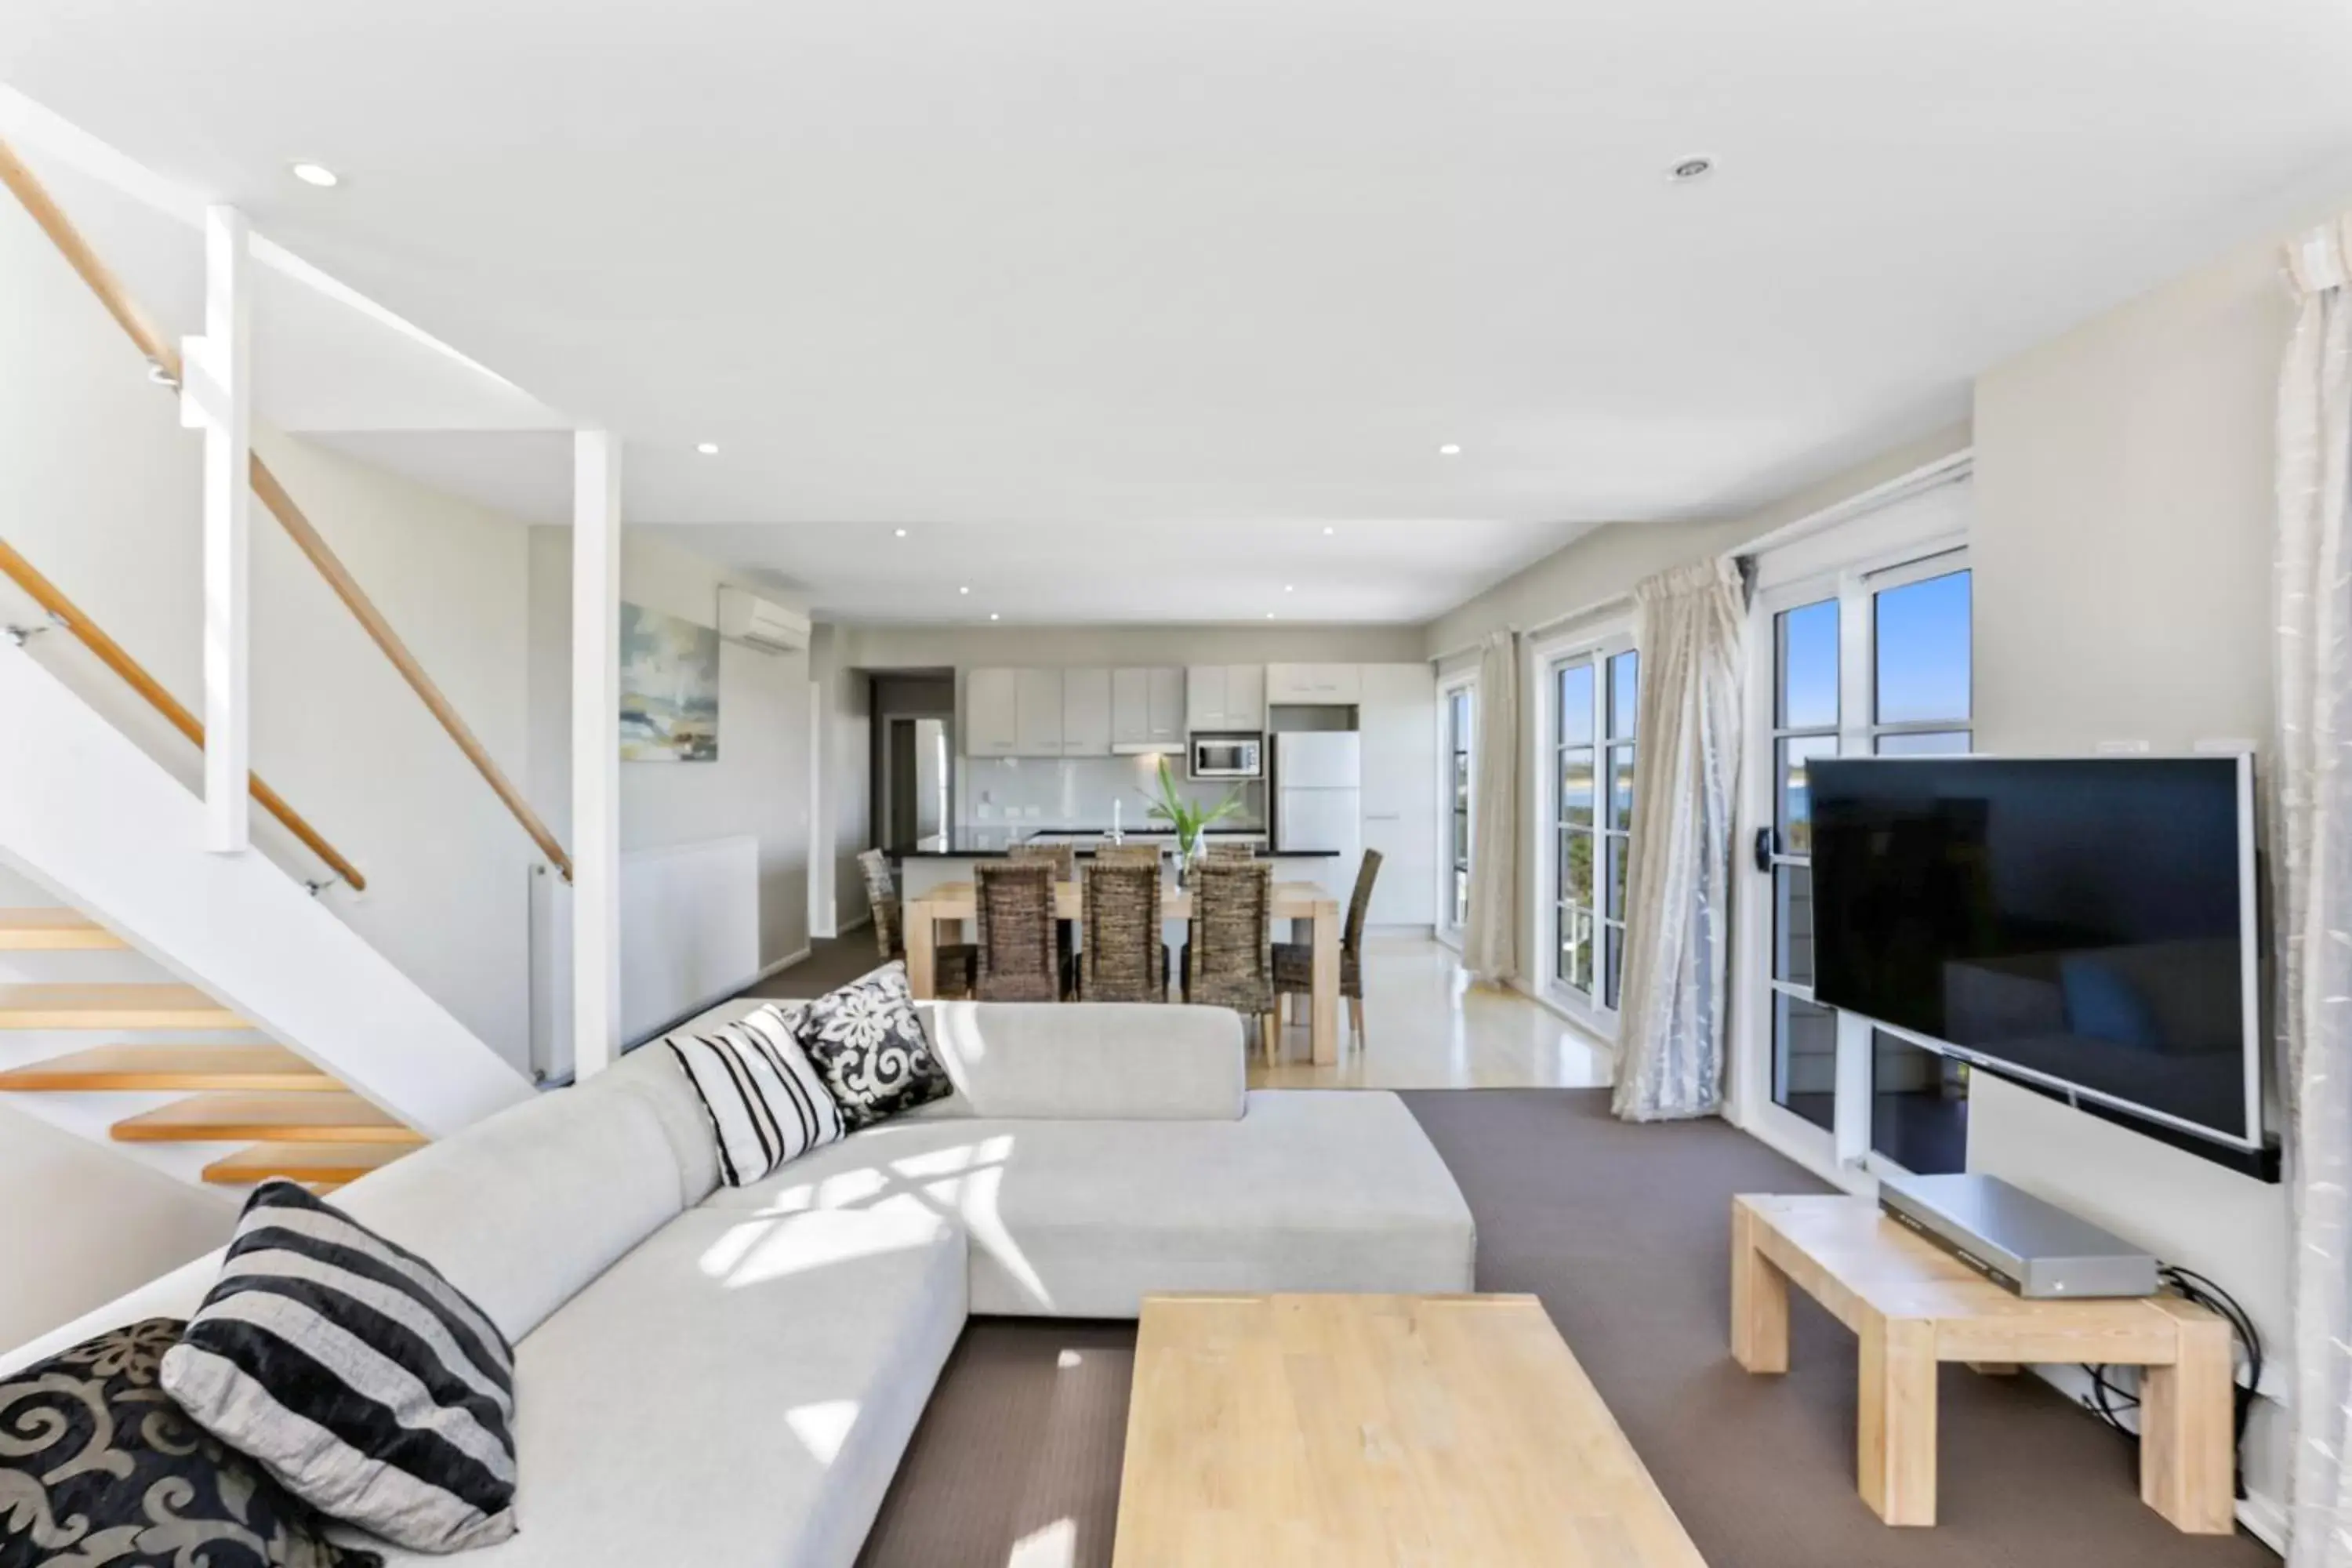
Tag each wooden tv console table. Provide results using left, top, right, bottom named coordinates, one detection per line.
left=1730, top=1194, right=2234, bottom=1533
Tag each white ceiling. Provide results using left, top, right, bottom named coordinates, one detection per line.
left=8, top=2, right=2352, bottom=624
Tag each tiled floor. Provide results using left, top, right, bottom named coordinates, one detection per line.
left=1251, top=933, right=1614, bottom=1091
left=747, top=930, right=1614, bottom=1092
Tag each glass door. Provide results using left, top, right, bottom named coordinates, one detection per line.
left=1442, top=683, right=1474, bottom=942
left=1740, top=552, right=1973, bottom=1174
left=1544, top=641, right=1639, bottom=1019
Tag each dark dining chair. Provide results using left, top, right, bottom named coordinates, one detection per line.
left=1078, top=856, right=1171, bottom=1002
left=1181, top=858, right=1277, bottom=1058
left=858, top=847, right=975, bottom=997
left=973, top=859, right=1066, bottom=1001
left=1275, top=849, right=1381, bottom=1047
left=1008, top=842, right=1079, bottom=978
left=1203, top=840, right=1257, bottom=861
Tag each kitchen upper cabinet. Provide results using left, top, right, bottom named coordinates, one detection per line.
left=1358, top=662, right=1437, bottom=924
left=1014, top=668, right=1065, bottom=755
left=1146, top=666, right=1185, bottom=744
left=1112, top=667, right=1185, bottom=749
left=1265, top=662, right=1362, bottom=705
left=1186, top=664, right=1266, bottom=731
left=1061, top=667, right=1112, bottom=756
left=965, top=668, right=1021, bottom=757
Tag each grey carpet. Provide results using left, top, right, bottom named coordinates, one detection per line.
left=738, top=935, right=888, bottom=1000
left=856, top=1089, right=2274, bottom=1567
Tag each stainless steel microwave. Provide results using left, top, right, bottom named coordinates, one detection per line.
left=1189, top=733, right=1263, bottom=779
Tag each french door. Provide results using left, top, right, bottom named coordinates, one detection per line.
left=1439, top=681, right=1475, bottom=943
left=1738, top=546, right=1974, bottom=1175
left=1544, top=637, right=1638, bottom=1022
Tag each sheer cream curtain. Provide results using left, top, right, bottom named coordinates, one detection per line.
left=1611, top=557, right=1746, bottom=1122
left=2277, top=217, right=2352, bottom=1568
left=1460, top=631, right=1519, bottom=983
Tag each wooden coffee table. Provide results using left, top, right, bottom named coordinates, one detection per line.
left=1112, top=1293, right=1706, bottom=1566
left=1731, top=1194, right=2234, bottom=1532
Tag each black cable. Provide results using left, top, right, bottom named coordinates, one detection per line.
left=2074, top=1264, right=2263, bottom=1504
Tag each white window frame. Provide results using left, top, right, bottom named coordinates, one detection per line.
left=1730, top=468, right=1973, bottom=1183
left=1530, top=621, right=1635, bottom=1037
left=1436, top=670, right=1478, bottom=950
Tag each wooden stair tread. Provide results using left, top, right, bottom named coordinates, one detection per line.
left=113, top=1093, right=421, bottom=1145
left=0, top=909, right=124, bottom=949
left=0, top=1044, right=338, bottom=1092
left=0, top=983, right=245, bottom=1029
left=203, top=1142, right=411, bottom=1185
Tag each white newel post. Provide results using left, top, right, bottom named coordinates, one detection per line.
left=181, top=205, right=252, bottom=854
left=572, top=431, right=622, bottom=1078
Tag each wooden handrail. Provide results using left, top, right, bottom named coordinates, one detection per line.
left=0, top=134, right=575, bottom=884
left=0, top=535, right=368, bottom=891
left=249, top=460, right=573, bottom=879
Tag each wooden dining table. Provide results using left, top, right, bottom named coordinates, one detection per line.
left=902, top=878, right=1346, bottom=1065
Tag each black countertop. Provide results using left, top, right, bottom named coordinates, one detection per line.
left=888, top=830, right=1338, bottom=859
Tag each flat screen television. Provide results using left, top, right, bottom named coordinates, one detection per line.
left=1808, top=755, right=2260, bottom=1152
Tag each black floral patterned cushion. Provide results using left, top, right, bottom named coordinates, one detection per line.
left=795, top=960, right=953, bottom=1131
left=0, top=1318, right=379, bottom=1568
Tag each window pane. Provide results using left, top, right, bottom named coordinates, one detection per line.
left=1773, top=864, right=1813, bottom=985
left=1772, top=991, right=1838, bottom=1132
left=1776, top=734, right=1840, bottom=855
left=1604, top=921, right=1625, bottom=1009
left=1871, top=1031, right=1968, bottom=1175
left=1556, top=662, right=1595, bottom=749
left=1561, top=829, right=1595, bottom=910
left=1453, top=806, right=1468, bottom=865
left=1608, top=651, right=1639, bottom=740
left=1777, top=599, right=1838, bottom=730
left=1875, top=569, right=1971, bottom=724
left=1453, top=867, right=1468, bottom=929
left=1606, top=746, right=1635, bottom=831
left=1560, top=748, right=1595, bottom=827
left=1558, top=906, right=1594, bottom=993
left=1606, top=833, right=1629, bottom=922
left=1875, top=729, right=1972, bottom=756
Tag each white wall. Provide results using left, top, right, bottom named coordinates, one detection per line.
left=0, top=191, right=546, bottom=1069
left=527, top=528, right=815, bottom=972
left=838, top=622, right=1427, bottom=670
left=1970, top=224, right=2301, bottom=1520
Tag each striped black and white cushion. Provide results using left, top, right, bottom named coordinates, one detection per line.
left=160, top=1179, right=517, bottom=1552
left=666, top=1002, right=846, bottom=1185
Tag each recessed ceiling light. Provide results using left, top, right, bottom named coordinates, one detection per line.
left=1284, top=584, right=1295, bottom=593
left=1438, top=443, right=1462, bottom=456
left=289, top=162, right=340, bottom=188
left=958, top=586, right=970, bottom=595
left=1265, top=612, right=1276, bottom=619
left=1322, top=525, right=1335, bottom=536
left=1668, top=155, right=1715, bottom=183
left=989, top=612, right=1000, bottom=621
left=694, top=441, right=719, bottom=455
left=893, top=528, right=907, bottom=538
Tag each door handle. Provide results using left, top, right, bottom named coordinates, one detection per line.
left=1751, top=826, right=1777, bottom=873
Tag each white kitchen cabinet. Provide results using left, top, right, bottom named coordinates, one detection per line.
left=1186, top=664, right=1266, bottom=731
left=1265, top=662, right=1363, bottom=705
left=1111, top=668, right=1151, bottom=746
left=1061, top=666, right=1112, bottom=756
left=1014, top=668, right=1065, bottom=755
left=1358, top=662, right=1437, bottom=924
left=965, top=667, right=1021, bottom=757
left=1146, top=666, right=1185, bottom=745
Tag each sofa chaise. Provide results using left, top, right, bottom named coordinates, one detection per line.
left=1, top=998, right=1475, bottom=1566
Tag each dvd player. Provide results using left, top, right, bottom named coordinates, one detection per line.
left=1877, top=1172, right=2158, bottom=1299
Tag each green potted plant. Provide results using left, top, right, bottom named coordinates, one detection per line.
left=1145, top=757, right=1243, bottom=877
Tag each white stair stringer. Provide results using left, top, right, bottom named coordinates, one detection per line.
left=0, top=641, right=534, bottom=1140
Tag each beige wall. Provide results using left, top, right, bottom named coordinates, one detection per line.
left=526, top=528, right=817, bottom=973
left=1968, top=226, right=2299, bottom=1516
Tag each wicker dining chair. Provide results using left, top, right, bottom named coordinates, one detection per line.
left=1094, top=843, right=1163, bottom=866
left=1203, top=840, right=1258, bottom=861
left=1008, top=842, right=1079, bottom=977
left=1181, top=858, right=1278, bottom=1058
left=1275, top=848, right=1381, bottom=1047
left=973, top=859, right=1066, bottom=1002
left=1079, top=856, right=1170, bottom=1002
left=857, top=846, right=975, bottom=998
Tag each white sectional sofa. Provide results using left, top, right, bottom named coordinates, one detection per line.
left=2, top=1000, right=1475, bottom=1566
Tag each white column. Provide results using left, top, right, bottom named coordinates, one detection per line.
left=571, top=431, right=622, bottom=1078
left=183, top=205, right=252, bottom=853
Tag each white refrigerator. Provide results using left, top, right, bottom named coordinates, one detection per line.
left=1274, top=731, right=1362, bottom=900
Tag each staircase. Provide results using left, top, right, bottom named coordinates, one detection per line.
left=0, top=908, right=426, bottom=1192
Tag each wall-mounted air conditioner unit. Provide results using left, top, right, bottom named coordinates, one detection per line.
left=717, top=586, right=811, bottom=654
